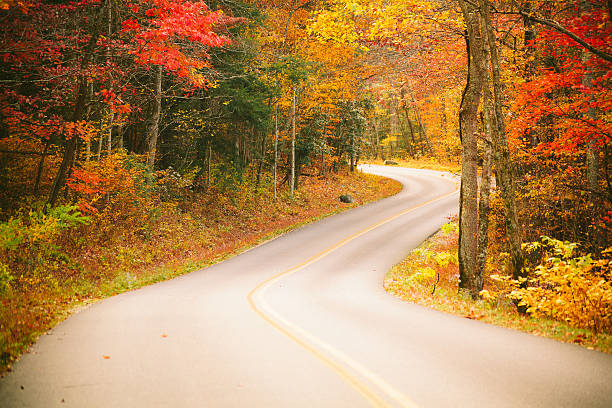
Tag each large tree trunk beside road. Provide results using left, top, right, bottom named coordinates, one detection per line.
left=457, top=0, right=483, bottom=297
left=478, top=0, right=524, bottom=281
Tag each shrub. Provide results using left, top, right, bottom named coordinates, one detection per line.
left=0, top=262, right=13, bottom=295
left=494, top=237, right=611, bottom=333
left=0, top=205, right=90, bottom=287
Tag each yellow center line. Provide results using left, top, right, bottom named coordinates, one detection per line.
left=248, top=177, right=459, bottom=408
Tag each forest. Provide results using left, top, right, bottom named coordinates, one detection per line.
left=0, top=0, right=610, bottom=369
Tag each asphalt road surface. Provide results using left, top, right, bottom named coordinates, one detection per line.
left=1, top=165, right=611, bottom=407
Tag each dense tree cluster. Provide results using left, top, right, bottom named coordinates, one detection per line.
left=0, top=0, right=609, bottom=336
left=0, top=0, right=377, bottom=217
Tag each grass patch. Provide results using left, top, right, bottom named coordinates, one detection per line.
left=0, top=171, right=401, bottom=375
left=384, top=222, right=612, bottom=354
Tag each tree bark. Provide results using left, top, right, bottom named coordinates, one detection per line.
left=373, top=117, right=380, bottom=160
left=475, top=23, right=495, bottom=290
left=402, top=105, right=418, bottom=157
left=522, top=1, right=536, bottom=78
left=85, top=138, right=91, bottom=161
left=479, top=0, right=525, bottom=280
left=349, top=129, right=355, bottom=172
left=206, top=140, right=212, bottom=190
left=106, top=112, right=113, bottom=154
left=85, top=83, right=93, bottom=161
left=440, top=93, right=447, bottom=147
left=118, top=124, right=124, bottom=151
left=256, top=126, right=266, bottom=187
left=97, top=129, right=103, bottom=161
left=33, top=139, right=50, bottom=195
left=477, top=113, right=493, bottom=287
left=274, top=105, right=279, bottom=200
left=290, top=87, right=296, bottom=197
left=147, top=65, right=163, bottom=168
left=457, top=0, right=483, bottom=298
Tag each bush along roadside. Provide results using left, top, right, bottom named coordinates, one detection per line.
left=384, top=222, right=612, bottom=353
left=0, top=164, right=401, bottom=375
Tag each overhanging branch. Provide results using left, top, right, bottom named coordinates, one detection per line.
left=519, top=11, right=612, bottom=63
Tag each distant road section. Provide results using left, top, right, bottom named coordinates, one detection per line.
left=1, top=165, right=611, bottom=407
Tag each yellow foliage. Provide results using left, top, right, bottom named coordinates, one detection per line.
left=495, top=238, right=612, bottom=333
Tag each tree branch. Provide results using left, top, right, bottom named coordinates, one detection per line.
left=519, top=11, right=612, bottom=63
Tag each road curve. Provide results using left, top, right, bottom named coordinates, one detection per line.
left=1, top=165, right=611, bottom=407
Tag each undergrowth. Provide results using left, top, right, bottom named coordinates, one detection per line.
left=384, top=222, right=612, bottom=354
left=0, top=166, right=401, bottom=374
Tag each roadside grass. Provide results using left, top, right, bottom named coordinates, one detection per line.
left=384, top=223, right=612, bottom=354
left=363, top=158, right=461, bottom=173
left=0, top=171, right=401, bottom=375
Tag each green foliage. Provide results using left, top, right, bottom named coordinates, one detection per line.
left=408, top=266, right=436, bottom=283
left=270, top=55, right=312, bottom=85
left=441, top=221, right=458, bottom=236
left=0, top=205, right=90, bottom=252
left=412, top=245, right=457, bottom=267
left=0, top=219, right=22, bottom=251
left=0, top=262, right=13, bottom=295
left=433, top=251, right=457, bottom=267
left=0, top=205, right=90, bottom=289
left=332, top=99, right=369, bottom=161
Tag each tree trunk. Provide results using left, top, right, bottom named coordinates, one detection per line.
left=457, top=0, right=483, bottom=298
left=403, top=106, right=418, bottom=156
left=522, top=1, right=536, bottom=76
left=256, top=127, right=266, bottom=187
left=373, top=118, right=380, bottom=160
left=85, top=83, right=93, bottom=161
left=106, top=112, right=113, bottom=154
left=118, top=125, right=124, bottom=151
left=479, top=0, right=525, bottom=281
left=295, top=158, right=301, bottom=190
left=97, top=130, right=103, bottom=161
left=477, top=117, right=493, bottom=286
left=33, top=139, right=50, bottom=195
left=206, top=140, right=212, bottom=189
left=349, top=131, right=355, bottom=172
left=321, top=147, right=326, bottom=176
left=475, top=26, right=496, bottom=289
left=274, top=105, right=279, bottom=200
left=587, top=140, right=599, bottom=195
left=147, top=65, right=162, bottom=168
left=440, top=93, right=447, bottom=146
left=580, top=2, right=599, bottom=197
left=405, top=81, right=434, bottom=155
left=290, top=87, right=296, bottom=197
left=85, top=137, right=91, bottom=161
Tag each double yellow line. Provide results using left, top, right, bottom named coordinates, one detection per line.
left=247, top=179, right=459, bottom=408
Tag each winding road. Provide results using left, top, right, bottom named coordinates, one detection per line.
left=1, top=165, right=611, bottom=407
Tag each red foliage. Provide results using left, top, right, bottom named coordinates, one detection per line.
left=509, top=1, right=611, bottom=156
left=122, top=0, right=232, bottom=85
